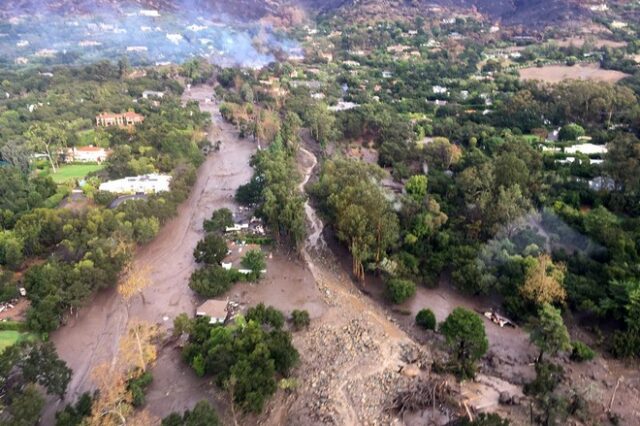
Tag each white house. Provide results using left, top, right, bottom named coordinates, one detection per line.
left=99, top=174, right=172, bottom=194
left=565, top=144, right=608, bottom=155
left=433, top=85, right=448, bottom=95
left=66, top=146, right=111, bottom=163
left=142, top=90, right=165, bottom=99
left=328, top=101, right=359, bottom=112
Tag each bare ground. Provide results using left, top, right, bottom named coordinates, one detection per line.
left=519, top=63, right=630, bottom=83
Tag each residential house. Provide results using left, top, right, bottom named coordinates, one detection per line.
left=66, top=146, right=111, bottom=163
left=195, top=299, right=230, bottom=325
left=99, top=173, right=172, bottom=194
left=142, top=90, right=164, bottom=99
left=96, top=112, right=145, bottom=127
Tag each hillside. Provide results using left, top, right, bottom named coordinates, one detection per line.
left=1, top=0, right=593, bottom=28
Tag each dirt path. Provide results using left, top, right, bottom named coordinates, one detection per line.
left=46, top=85, right=256, bottom=421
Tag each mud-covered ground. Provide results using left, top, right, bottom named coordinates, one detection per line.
left=46, top=86, right=256, bottom=421
left=44, top=86, right=640, bottom=425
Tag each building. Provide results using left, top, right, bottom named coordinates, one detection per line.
left=328, top=101, right=360, bottom=112
left=142, top=90, right=165, bottom=99
left=195, top=300, right=230, bottom=325
left=66, top=146, right=111, bottom=163
left=99, top=174, right=172, bottom=194
left=96, top=112, right=145, bottom=127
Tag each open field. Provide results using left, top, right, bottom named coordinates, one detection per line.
left=49, top=164, right=104, bottom=183
left=519, top=63, right=630, bottom=83
left=550, top=37, right=627, bottom=49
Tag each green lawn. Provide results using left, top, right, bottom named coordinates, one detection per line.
left=49, top=164, right=104, bottom=184
left=0, top=330, right=36, bottom=353
left=0, top=330, right=22, bottom=353
left=522, top=134, right=543, bottom=143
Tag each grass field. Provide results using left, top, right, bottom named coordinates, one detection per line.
left=0, top=330, right=22, bottom=352
left=0, top=330, right=36, bottom=353
left=49, top=164, right=104, bottom=183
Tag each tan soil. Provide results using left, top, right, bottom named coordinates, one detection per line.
left=519, top=63, right=630, bottom=83
left=0, top=298, right=29, bottom=321
left=549, top=37, right=627, bottom=49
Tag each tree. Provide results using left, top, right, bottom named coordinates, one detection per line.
left=55, top=392, right=93, bottom=426
left=385, top=278, right=417, bottom=304
left=604, top=133, right=640, bottom=196
left=203, top=208, right=234, bottom=234
left=162, top=401, right=221, bottom=426
left=423, top=137, right=461, bottom=170
left=558, top=123, right=585, bottom=141
left=0, top=140, right=32, bottom=174
left=529, top=303, right=571, bottom=363
left=133, top=217, right=159, bottom=244
left=291, top=310, right=310, bottom=330
left=0, top=341, right=71, bottom=425
left=4, top=384, right=44, bottom=426
left=246, top=303, right=285, bottom=329
left=240, top=83, right=254, bottom=103
left=88, top=321, right=158, bottom=425
left=457, top=413, right=510, bottom=426
left=193, top=234, right=228, bottom=265
left=439, top=308, right=488, bottom=379
left=118, top=320, right=160, bottom=372
left=189, top=265, right=238, bottom=297
left=316, top=160, right=399, bottom=281
left=306, top=103, right=337, bottom=146
left=405, top=175, right=428, bottom=202
left=118, top=264, right=152, bottom=306
left=26, top=123, right=67, bottom=173
left=241, top=249, right=266, bottom=280
left=182, top=316, right=298, bottom=413
left=280, top=112, right=302, bottom=154
left=415, top=309, right=436, bottom=330
left=491, top=184, right=531, bottom=236
left=520, top=254, right=566, bottom=306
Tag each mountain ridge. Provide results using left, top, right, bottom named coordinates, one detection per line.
left=0, top=0, right=593, bottom=27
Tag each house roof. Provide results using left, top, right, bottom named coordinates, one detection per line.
left=75, top=146, right=107, bottom=152
left=96, top=111, right=144, bottom=119
left=196, top=299, right=228, bottom=319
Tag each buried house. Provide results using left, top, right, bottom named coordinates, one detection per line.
left=195, top=299, right=230, bottom=325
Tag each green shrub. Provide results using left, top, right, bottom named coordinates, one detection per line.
left=203, top=208, right=234, bottom=233
left=93, top=190, right=117, bottom=206
left=558, top=123, right=585, bottom=141
left=241, top=235, right=274, bottom=246
left=188, top=265, right=240, bottom=297
left=291, top=310, right=310, bottom=330
left=385, top=278, right=416, bottom=304
left=415, top=309, right=436, bottom=330
left=246, top=303, right=284, bottom=329
left=0, top=321, right=26, bottom=332
left=43, top=188, right=70, bottom=209
left=524, top=361, right=564, bottom=397
left=570, top=341, right=595, bottom=362
left=241, top=249, right=266, bottom=280
left=128, top=371, right=153, bottom=407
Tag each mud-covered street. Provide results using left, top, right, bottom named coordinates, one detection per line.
left=46, top=85, right=256, bottom=420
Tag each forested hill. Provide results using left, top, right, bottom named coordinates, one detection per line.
left=2, top=0, right=592, bottom=28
